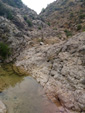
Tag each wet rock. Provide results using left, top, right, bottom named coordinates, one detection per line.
left=13, top=65, right=29, bottom=76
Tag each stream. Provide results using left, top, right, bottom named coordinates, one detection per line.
left=0, top=64, right=58, bottom=113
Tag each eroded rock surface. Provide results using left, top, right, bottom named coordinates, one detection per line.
left=15, top=32, right=85, bottom=113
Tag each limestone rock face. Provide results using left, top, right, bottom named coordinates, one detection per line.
left=40, top=0, right=85, bottom=36
left=0, top=101, right=7, bottom=113
left=0, top=0, right=47, bottom=61
left=15, top=32, right=85, bottom=113
left=0, top=16, right=27, bottom=61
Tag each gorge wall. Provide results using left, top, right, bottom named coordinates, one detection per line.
left=0, top=0, right=85, bottom=113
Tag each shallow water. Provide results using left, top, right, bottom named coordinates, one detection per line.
left=0, top=64, right=58, bottom=113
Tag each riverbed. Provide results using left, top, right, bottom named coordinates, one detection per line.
left=0, top=64, right=58, bottom=113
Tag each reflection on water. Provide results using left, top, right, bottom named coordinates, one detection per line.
left=0, top=64, right=58, bottom=113
left=0, top=64, right=24, bottom=91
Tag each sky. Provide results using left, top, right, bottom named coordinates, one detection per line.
left=22, top=0, right=55, bottom=14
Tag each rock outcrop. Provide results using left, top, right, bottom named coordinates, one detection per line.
left=15, top=32, right=85, bottom=113
left=0, top=0, right=49, bottom=61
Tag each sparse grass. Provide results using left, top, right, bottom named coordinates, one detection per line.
left=53, top=28, right=57, bottom=30
left=31, top=38, right=43, bottom=45
left=44, top=38, right=60, bottom=45
left=37, top=38, right=43, bottom=42
left=64, top=30, right=72, bottom=37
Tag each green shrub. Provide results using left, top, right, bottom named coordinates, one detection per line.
left=26, top=19, right=32, bottom=27
left=0, top=42, right=10, bottom=59
left=53, top=28, right=57, bottom=30
left=23, top=16, right=32, bottom=27
left=77, top=24, right=82, bottom=31
left=64, top=30, right=72, bottom=37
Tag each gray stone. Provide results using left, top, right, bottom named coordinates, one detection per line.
left=40, top=42, right=44, bottom=45
left=0, top=101, right=7, bottom=113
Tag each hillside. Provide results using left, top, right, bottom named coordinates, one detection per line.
left=40, top=0, right=85, bottom=37
left=0, top=0, right=48, bottom=61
